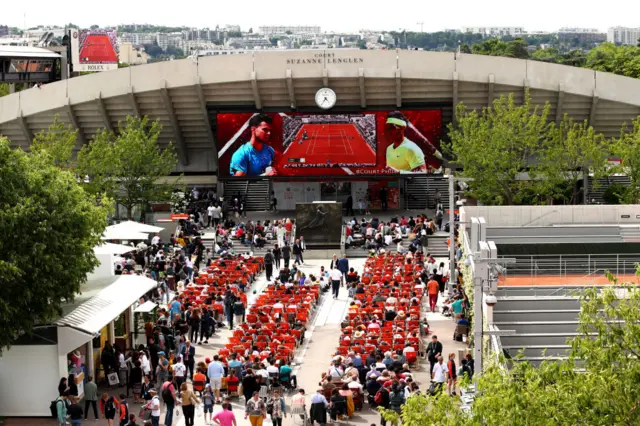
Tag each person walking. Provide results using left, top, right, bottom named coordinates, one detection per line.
left=101, top=394, right=118, bottom=426
left=299, top=236, right=306, bottom=264
left=380, top=187, right=388, bottom=211
left=146, top=389, right=161, bottom=426
left=207, top=355, right=226, bottom=404
left=426, top=336, right=443, bottom=374
left=337, top=254, right=349, bottom=284
left=83, top=376, right=99, bottom=420
left=245, top=391, right=267, bottom=426
left=118, top=394, right=129, bottom=426
left=267, top=389, right=287, bottom=426
left=233, top=297, right=245, bottom=327
left=264, top=249, right=274, bottom=281
left=432, top=356, right=448, bottom=394
left=173, top=356, right=186, bottom=390
left=281, top=243, right=291, bottom=269
left=330, top=267, right=342, bottom=299
left=345, top=195, right=354, bottom=216
left=179, top=382, right=200, bottom=426
left=292, top=239, right=303, bottom=266
left=213, top=401, right=236, bottom=426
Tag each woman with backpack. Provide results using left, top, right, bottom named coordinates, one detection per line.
left=100, top=393, right=118, bottom=426
left=118, top=394, right=129, bottom=426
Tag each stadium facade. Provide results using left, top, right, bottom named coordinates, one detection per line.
left=1, top=50, right=639, bottom=209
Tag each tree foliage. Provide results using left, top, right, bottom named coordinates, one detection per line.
left=584, top=43, right=640, bottom=79
left=385, top=271, right=640, bottom=425
left=30, top=115, right=78, bottom=169
left=536, top=115, right=610, bottom=204
left=448, top=93, right=551, bottom=205
left=472, top=37, right=529, bottom=59
left=77, top=116, right=178, bottom=219
left=0, top=83, right=8, bottom=97
left=0, top=137, right=108, bottom=352
left=610, top=116, right=640, bottom=203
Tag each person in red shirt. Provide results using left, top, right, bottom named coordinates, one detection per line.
left=427, top=278, right=440, bottom=313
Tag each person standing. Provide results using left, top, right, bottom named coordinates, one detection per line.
left=233, top=297, right=245, bottom=327
left=173, top=356, right=186, bottom=389
left=207, top=204, right=215, bottom=228
left=345, top=195, right=354, bottom=216
left=118, top=394, right=129, bottom=426
left=434, top=188, right=442, bottom=209
left=379, top=187, right=388, bottom=211
left=427, top=277, right=439, bottom=313
left=299, top=236, right=306, bottom=264
left=264, top=249, right=274, bottom=281
left=281, top=243, right=291, bottom=269
left=272, top=244, right=281, bottom=269
left=180, top=340, right=196, bottom=380
left=55, top=392, right=68, bottom=426
left=245, top=391, right=267, bottom=426
left=426, top=336, right=443, bottom=374
left=270, top=191, right=278, bottom=212
left=83, top=376, right=99, bottom=420
left=67, top=397, right=83, bottom=426
left=447, top=353, right=458, bottom=396
left=276, top=224, right=285, bottom=248
left=329, top=267, right=342, bottom=299
left=432, top=356, right=448, bottom=394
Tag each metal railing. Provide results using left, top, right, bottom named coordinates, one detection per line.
left=498, top=253, right=640, bottom=286
left=340, top=225, right=347, bottom=255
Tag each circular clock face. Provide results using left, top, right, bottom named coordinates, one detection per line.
left=315, top=88, right=337, bottom=110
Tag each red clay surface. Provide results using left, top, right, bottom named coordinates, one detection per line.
left=500, top=274, right=640, bottom=286
left=277, top=123, right=376, bottom=168
left=80, top=34, right=118, bottom=63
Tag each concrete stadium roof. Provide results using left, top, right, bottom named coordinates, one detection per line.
left=1, top=50, right=639, bottom=174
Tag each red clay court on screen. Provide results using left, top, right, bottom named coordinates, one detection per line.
left=79, top=34, right=118, bottom=64
left=278, top=123, right=376, bottom=168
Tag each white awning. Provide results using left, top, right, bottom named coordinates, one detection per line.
left=93, top=242, right=135, bottom=255
left=134, top=301, right=158, bottom=313
left=108, top=220, right=164, bottom=234
left=101, top=228, right=149, bottom=241
left=55, top=275, right=157, bottom=336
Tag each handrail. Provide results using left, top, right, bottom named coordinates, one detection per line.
left=340, top=224, right=347, bottom=256
left=522, top=209, right=559, bottom=227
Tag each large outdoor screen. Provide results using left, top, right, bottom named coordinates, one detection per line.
left=216, top=110, right=442, bottom=177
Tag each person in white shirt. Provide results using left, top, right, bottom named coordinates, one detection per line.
left=329, top=267, right=342, bottom=299
left=384, top=234, right=393, bottom=246
left=266, top=363, right=279, bottom=376
left=328, top=363, right=344, bottom=379
left=347, top=377, right=363, bottom=390
left=147, top=390, right=161, bottom=423
left=432, top=356, right=448, bottom=393
left=173, top=356, right=186, bottom=388
left=207, top=355, right=226, bottom=403
left=151, top=234, right=160, bottom=246
left=207, top=204, right=215, bottom=228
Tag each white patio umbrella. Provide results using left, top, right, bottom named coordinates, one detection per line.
left=107, top=220, right=164, bottom=234
left=93, top=242, right=136, bottom=255
left=101, top=228, right=149, bottom=241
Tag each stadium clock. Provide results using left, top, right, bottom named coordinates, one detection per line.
left=315, top=88, right=337, bottom=110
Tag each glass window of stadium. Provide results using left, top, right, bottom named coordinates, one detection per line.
left=320, top=182, right=351, bottom=203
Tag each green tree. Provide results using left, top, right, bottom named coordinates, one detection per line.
left=585, top=43, right=640, bottom=79
left=0, top=83, right=9, bottom=97
left=531, top=47, right=560, bottom=63
left=536, top=115, right=610, bottom=204
left=0, top=137, right=108, bottom=352
left=384, top=272, right=640, bottom=425
left=448, top=93, right=551, bottom=205
left=504, top=38, right=529, bottom=59
left=610, top=116, right=640, bottom=203
left=30, top=115, right=78, bottom=169
left=77, top=116, right=178, bottom=219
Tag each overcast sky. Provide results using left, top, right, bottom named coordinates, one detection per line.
left=4, top=0, right=639, bottom=33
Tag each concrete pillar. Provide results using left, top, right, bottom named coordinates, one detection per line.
left=109, top=321, right=115, bottom=345
left=9, top=84, right=15, bottom=94
left=128, top=306, right=135, bottom=348
left=61, top=56, right=69, bottom=80
left=86, top=341, right=95, bottom=378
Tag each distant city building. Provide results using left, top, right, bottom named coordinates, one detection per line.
left=225, top=25, right=241, bottom=33
left=607, top=26, right=640, bottom=45
left=226, top=36, right=272, bottom=49
left=0, top=26, right=8, bottom=37
left=118, top=42, right=149, bottom=65
left=558, top=27, right=606, bottom=44
left=259, top=26, right=321, bottom=35
left=462, top=26, right=525, bottom=37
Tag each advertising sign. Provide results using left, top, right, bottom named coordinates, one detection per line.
left=70, top=29, right=119, bottom=72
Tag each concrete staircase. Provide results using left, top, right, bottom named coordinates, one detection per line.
left=588, top=176, right=630, bottom=204
left=223, top=180, right=271, bottom=212
left=405, top=176, right=449, bottom=210
left=426, top=235, right=449, bottom=258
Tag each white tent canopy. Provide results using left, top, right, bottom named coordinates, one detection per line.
left=101, top=228, right=149, bottom=241
left=108, top=220, right=164, bottom=234
left=93, top=242, right=135, bottom=255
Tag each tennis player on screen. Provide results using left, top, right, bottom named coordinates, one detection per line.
left=229, top=114, right=278, bottom=176
left=384, top=111, right=427, bottom=173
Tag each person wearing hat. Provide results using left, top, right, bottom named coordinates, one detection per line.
left=144, top=389, right=160, bottom=426
left=384, top=111, right=428, bottom=173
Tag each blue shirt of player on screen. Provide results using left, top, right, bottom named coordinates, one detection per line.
left=229, top=114, right=278, bottom=177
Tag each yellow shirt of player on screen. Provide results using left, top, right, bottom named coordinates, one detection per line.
left=386, top=138, right=426, bottom=172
